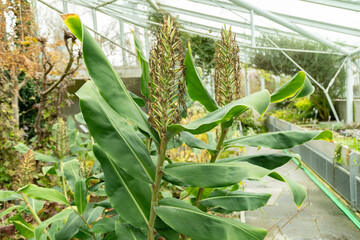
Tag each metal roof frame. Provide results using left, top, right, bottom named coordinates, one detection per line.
left=36, top=0, right=360, bottom=123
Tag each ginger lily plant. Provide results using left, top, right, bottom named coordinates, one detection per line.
left=0, top=14, right=333, bottom=240
left=62, top=14, right=332, bottom=240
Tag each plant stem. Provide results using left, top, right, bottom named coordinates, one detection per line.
left=195, top=126, right=229, bottom=206
left=60, top=158, right=68, bottom=201
left=70, top=206, right=96, bottom=240
left=20, top=192, right=53, bottom=240
left=147, top=139, right=167, bottom=240
left=210, top=127, right=229, bottom=163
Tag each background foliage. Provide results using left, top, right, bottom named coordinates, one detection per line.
left=250, top=35, right=346, bottom=120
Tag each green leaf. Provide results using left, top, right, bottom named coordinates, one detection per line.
left=163, top=162, right=306, bottom=206
left=103, top=231, right=117, bottom=240
left=77, top=82, right=155, bottom=183
left=14, top=143, right=58, bottom=163
left=0, top=190, right=22, bottom=201
left=0, top=205, right=26, bottom=218
left=27, top=198, right=45, bottom=214
left=155, top=217, right=179, bottom=240
left=62, top=14, right=153, bottom=138
left=224, top=130, right=333, bottom=149
left=9, top=214, right=34, bottom=239
left=115, top=222, right=146, bottom=240
left=132, top=30, right=150, bottom=98
left=200, top=189, right=271, bottom=211
left=63, top=159, right=80, bottom=192
left=217, top=153, right=297, bottom=170
left=55, top=205, right=103, bottom=240
left=74, top=179, right=87, bottom=214
left=42, top=165, right=56, bottom=175
left=293, top=77, right=314, bottom=99
left=130, top=91, right=145, bottom=107
left=93, top=145, right=151, bottom=228
left=34, top=209, right=73, bottom=240
left=180, top=132, right=216, bottom=154
left=168, top=90, right=270, bottom=137
left=185, top=43, right=218, bottom=112
left=155, top=198, right=267, bottom=240
left=91, top=218, right=116, bottom=234
left=270, top=71, right=314, bottom=103
left=19, top=184, right=68, bottom=205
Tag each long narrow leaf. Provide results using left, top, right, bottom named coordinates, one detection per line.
left=55, top=205, right=103, bottom=240
left=91, top=218, right=116, bottom=234
left=168, top=90, right=270, bottom=137
left=74, top=179, right=87, bottom=214
left=93, top=145, right=151, bottom=228
left=0, top=191, right=22, bottom=201
left=155, top=198, right=267, bottom=240
left=185, top=43, right=218, bottom=112
left=62, top=159, right=80, bottom=192
left=19, top=184, right=68, bottom=205
left=61, top=14, right=154, bottom=139
left=216, top=152, right=298, bottom=170
left=77, top=82, right=155, bottom=183
left=132, top=30, right=150, bottom=98
left=224, top=130, right=333, bottom=149
left=115, top=222, right=146, bottom=240
left=163, top=162, right=306, bottom=206
left=0, top=205, right=26, bottom=218
left=9, top=214, right=34, bottom=239
left=34, top=209, right=73, bottom=240
left=14, top=143, right=58, bottom=163
left=180, top=132, right=216, bottom=154
left=270, top=71, right=314, bottom=103
left=200, top=189, right=271, bottom=212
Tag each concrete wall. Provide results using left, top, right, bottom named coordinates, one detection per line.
left=334, top=99, right=360, bottom=123
left=267, top=115, right=360, bottom=212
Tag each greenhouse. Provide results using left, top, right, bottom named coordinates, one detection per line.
left=0, top=0, right=360, bottom=239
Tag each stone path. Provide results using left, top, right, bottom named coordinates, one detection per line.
left=244, top=148, right=360, bottom=240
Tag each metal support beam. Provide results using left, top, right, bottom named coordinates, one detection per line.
left=176, top=18, right=251, bottom=42
left=62, top=0, right=68, bottom=13
left=92, top=9, right=98, bottom=40
left=146, top=0, right=159, bottom=10
left=260, top=77, right=265, bottom=91
left=159, top=4, right=303, bottom=41
left=250, top=9, right=255, bottom=47
left=229, top=0, right=350, bottom=55
left=95, top=0, right=117, bottom=9
left=300, top=0, right=360, bottom=12
left=119, top=21, right=128, bottom=66
left=199, top=0, right=360, bottom=38
left=349, top=47, right=360, bottom=58
left=324, top=90, right=340, bottom=123
left=346, top=58, right=354, bottom=123
left=37, top=0, right=137, bottom=57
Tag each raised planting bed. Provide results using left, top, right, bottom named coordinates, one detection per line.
left=267, top=115, right=360, bottom=212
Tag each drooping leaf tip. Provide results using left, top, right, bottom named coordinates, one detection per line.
left=61, top=13, right=79, bottom=22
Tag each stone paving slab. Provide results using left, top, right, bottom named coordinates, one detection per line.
left=244, top=148, right=360, bottom=240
